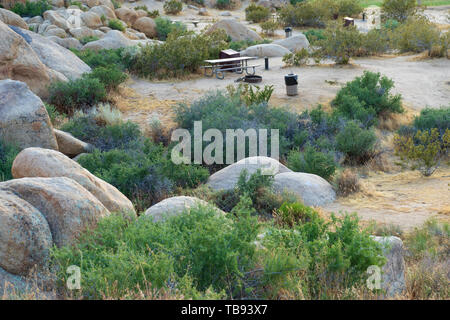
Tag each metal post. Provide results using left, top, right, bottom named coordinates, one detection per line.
left=264, top=57, right=269, bottom=70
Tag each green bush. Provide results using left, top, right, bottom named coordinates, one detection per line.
left=336, top=121, right=377, bottom=163
left=108, top=19, right=126, bottom=31
left=260, top=20, right=278, bottom=36
left=216, top=0, right=232, bottom=9
left=132, top=30, right=228, bottom=79
left=264, top=205, right=385, bottom=299
left=228, top=39, right=271, bottom=51
left=71, top=48, right=135, bottom=71
left=382, top=0, right=417, bottom=22
left=11, top=0, right=51, bottom=17
left=79, top=36, right=100, bottom=45
left=63, top=114, right=208, bottom=210
left=282, top=48, right=309, bottom=66
left=163, top=0, right=183, bottom=14
left=304, top=29, right=325, bottom=44
left=51, top=204, right=258, bottom=299
left=393, top=16, right=440, bottom=54
left=316, top=23, right=363, bottom=64
left=336, top=0, right=362, bottom=17
left=48, top=76, right=107, bottom=115
left=87, top=65, right=128, bottom=91
left=332, top=71, right=403, bottom=127
left=279, top=0, right=336, bottom=28
left=0, top=140, right=20, bottom=182
left=413, top=107, right=450, bottom=134
left=287, top=146, right=336, bottom=180
left=154, top=17, right=186, bottom=41
left=394, top=128, right=449, bottom=176
left=245, top=3, right=271, bottom=23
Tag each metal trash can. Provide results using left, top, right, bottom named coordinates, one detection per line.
left=285, top=73, right=298, bottom=96
left=284, top=27, right=292, bottom=38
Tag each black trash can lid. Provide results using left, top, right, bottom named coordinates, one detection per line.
left=285, top=73, right=298, bottom=85
left=284, top=27, right=292, bottom=32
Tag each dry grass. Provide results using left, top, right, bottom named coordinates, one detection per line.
left=335, top=169, right=361, bottom=196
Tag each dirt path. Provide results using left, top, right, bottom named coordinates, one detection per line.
left=322, top=169, right=450, bottom=231
left=128, top=54, right=450, bottom=114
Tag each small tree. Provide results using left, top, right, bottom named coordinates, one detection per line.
left=164, top=0, right=182, bottom=15
left=382, top=0, right=417, bottom=22
left=394, top=128, right=450, bottom=176
left=316, top=23, right=362, bottom=64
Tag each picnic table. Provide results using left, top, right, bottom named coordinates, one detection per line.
left=201, top=56, right=260, bottom=79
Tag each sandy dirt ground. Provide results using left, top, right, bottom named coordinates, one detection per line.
left=118, top=1, right=450, bottom=231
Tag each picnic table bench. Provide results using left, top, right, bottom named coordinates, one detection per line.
left=201, top=56, right=260, bottom=79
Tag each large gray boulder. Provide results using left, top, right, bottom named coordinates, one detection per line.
left=207, top=19, right=262, bottom=42
left=18, top=28, right=91, bottom=80
left=69, top=26, right=103, bottom=39
left=273, top=172, right=336, bottom=206
left=82, top=29, right=132, bottom=50
left=144, top=196, right=225, bottom=223
left=0, top=21, right=63, bottom=98
left=0, top=190, right=53, bottom=276
left=54, top=129, right=93, bottom=158
left=0, top=177, right=110, bottom=247
left=12, top=148, right=136, bottom=215
left=43, top=10, right=71, bottom=31
left=241, top=43, right=291, bottom=58
left=372, top=236, right=406, bottom=297
left=207, top=156, right=292, bottom=191
left=80, top=11, right=103, bottom=28
left=273, top=34, right=310, bottom=52
left=89, top=5, right=116, bottom=21
left=0, top=8, right=28, bottom=28
left=0, top=80, right=59, bottom=150
left=115, top=7, right=139, bottom=26
left=133, top=17, right=156, bottom=38
left=47, top=36, right=83, bottom=50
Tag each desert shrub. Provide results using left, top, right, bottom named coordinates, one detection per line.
left=384, top=18, right=400, bottom=30
left=316, top=23, right=362, bottom=64
left=393, top=16, right=440, bottom=54
left=0, top=140, right=19, bottom=182
left=71, top=48, right=136, bottom=71
left=79, top=36, right=100, bottom=45
left=278, top=0, right=336, bottom=28
left=260, top=20, right=278, bottom=36
left=45, top=103, right=65, bottom=125
left=154, top=17, right=186, bottom=40
left=216, top=0, right=232, bottom=9
left=234, top=83, right=274, bottom=105
left=86, top=65, right=128, bottom=91
left=132, top=30, right=228, bottom=79
left=111, top=0, right=121, bottom=9
left=382, top=0, right=417, bottom=22
left=336, top=0, right=362, bottom=17
left=335, top=168, right=360, bottom=196
left=108, top=18, right=126, bottom=31
left=163, top=0, right=183, bottom=14
left=287, top=146, right=336, bottom=180
left=48, top=76, right=107, bottom=115
left=11, top=0, right=50, bottom=17
left=51, top=204, right=258, bottom=299
left=336, top=121, right=377, bottom=163
left=245, top=3, right=271, bottom=23
left=282, top=48, right=309, bottom=66
left=263, top=207, right=385, bottom=299
left=332, top=71, right=403, bottom=127
left=394, top=128, right=449, bottom=176
left=361, top=29, right=391, bottom=56
left=413, top=107, right=450, bottom=135
left=63, top=114, right=208, bottom=210
left=304, top=29, right=325, bottom=44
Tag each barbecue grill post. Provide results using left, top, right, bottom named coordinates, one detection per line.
left=264, top=57, right=269, bottom=70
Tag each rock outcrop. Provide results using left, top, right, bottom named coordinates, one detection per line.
left=0, top=8, right=27, bottom=28
left=0, top=190, right=53, bottom=276
left=0, top=177, right=110, bottom=247
left=241, top=43, right=291, bottom=57
left=54, top=129, right=93, bottom=158
left=273, top=172, right=336, bottom=206
left=144, top=196, right=225, bottom=222
left=12, top=148, right=136, bottom=215
left=373, top=236, right=406, bottom=297
left=0, top=80, right=58, bottom=150
left=207, top=156, right=291, bottom=191
left=207, top=19, right=262, bottom=42
left=133, top=17, right=156, bottom=38
left=273, top=34, right=310, bottom=52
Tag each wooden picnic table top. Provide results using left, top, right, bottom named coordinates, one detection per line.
left=204, top=56, right=256, bottom=64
